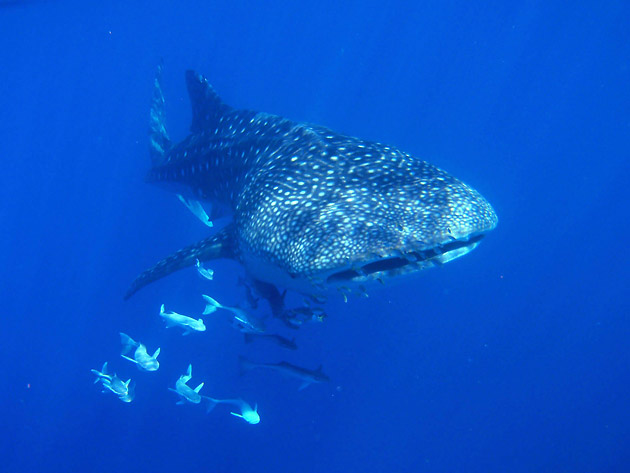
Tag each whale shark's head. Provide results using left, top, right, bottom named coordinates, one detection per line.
left=237, top=148, right=498, bottom=294
left=318, top=173, right=498, bottom=288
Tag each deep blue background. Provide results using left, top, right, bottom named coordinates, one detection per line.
left=1, top=1, right=629, bottom=472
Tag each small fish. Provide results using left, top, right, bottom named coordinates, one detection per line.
left=91, top=362, right=135, bottom=402
left=177, top=194, right=213, bottom=227
left=169, top=364, right=205, bottom=405
left=206, top=397, right=260, bottom=424
left=202, top=294, right=265, bottom=334
left=238, top=356, right=329, bottom=390
left=279, top=306, right=328, bottom=330
left=195, top=258, right=214, bottom=280
left=248, top=280, right=286, bottom=317
left=119, top=333, right=160, bottom=371
left=159, top=303, right=206, bottom=335
left=243, top=332, right=298, bottom=350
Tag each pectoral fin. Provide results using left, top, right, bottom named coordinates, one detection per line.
left=124, top=225, right=235, bottom=300
left=177, top=194, right=213, bottom=227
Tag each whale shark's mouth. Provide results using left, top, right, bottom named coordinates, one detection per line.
left=326, top=233, right=486, bottom=285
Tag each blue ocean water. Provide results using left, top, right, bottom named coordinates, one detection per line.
left=1, top=1, right=628, bottom=472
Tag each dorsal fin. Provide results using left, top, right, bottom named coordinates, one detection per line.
left=185, top=70, right=232, bottom=134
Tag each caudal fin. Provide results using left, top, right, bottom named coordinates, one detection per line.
left=204, top=396, right=218, bottom=414
left=124, top=226, right=235, bottom=300
left=119, top=333, right=138, bottom=355
left=149, top=60, right=171, bottom=166
left=202, top=294, right=223, bottom=315
left=238, top=355, right=255, bottom=376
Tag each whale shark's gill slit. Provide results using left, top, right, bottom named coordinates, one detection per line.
left=326, top=234, right=486, bottom=283
left=327, top=269, right=361, bottom=282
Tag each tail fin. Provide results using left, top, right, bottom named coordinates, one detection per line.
left=119, top=333, right=138, bottom=355
left=149, top=60, right=171, bottom=166
left=204, top=396, right=218, bottom=414
left=124, top=226, right=235, bottom=300
left=202, top=294, right=223, bottom=315
left=238, top=355, right=255, bottom=376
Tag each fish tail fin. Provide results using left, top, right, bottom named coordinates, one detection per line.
left=124, top=226, right=235, bottom=300
left=149, top=59, right=171, bottom=166
left=202, top=294, right=223, bottom=315
left=119, top=332, right=138, bottom=355
left=204, top=396, right=218, bottom=414
left=238, top=355, right=255, bottom=376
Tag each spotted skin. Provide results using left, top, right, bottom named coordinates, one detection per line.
left=125, top=69, right=497, bottom=299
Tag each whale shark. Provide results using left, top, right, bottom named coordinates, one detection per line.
left=125, top=64, right=497, bottom=300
